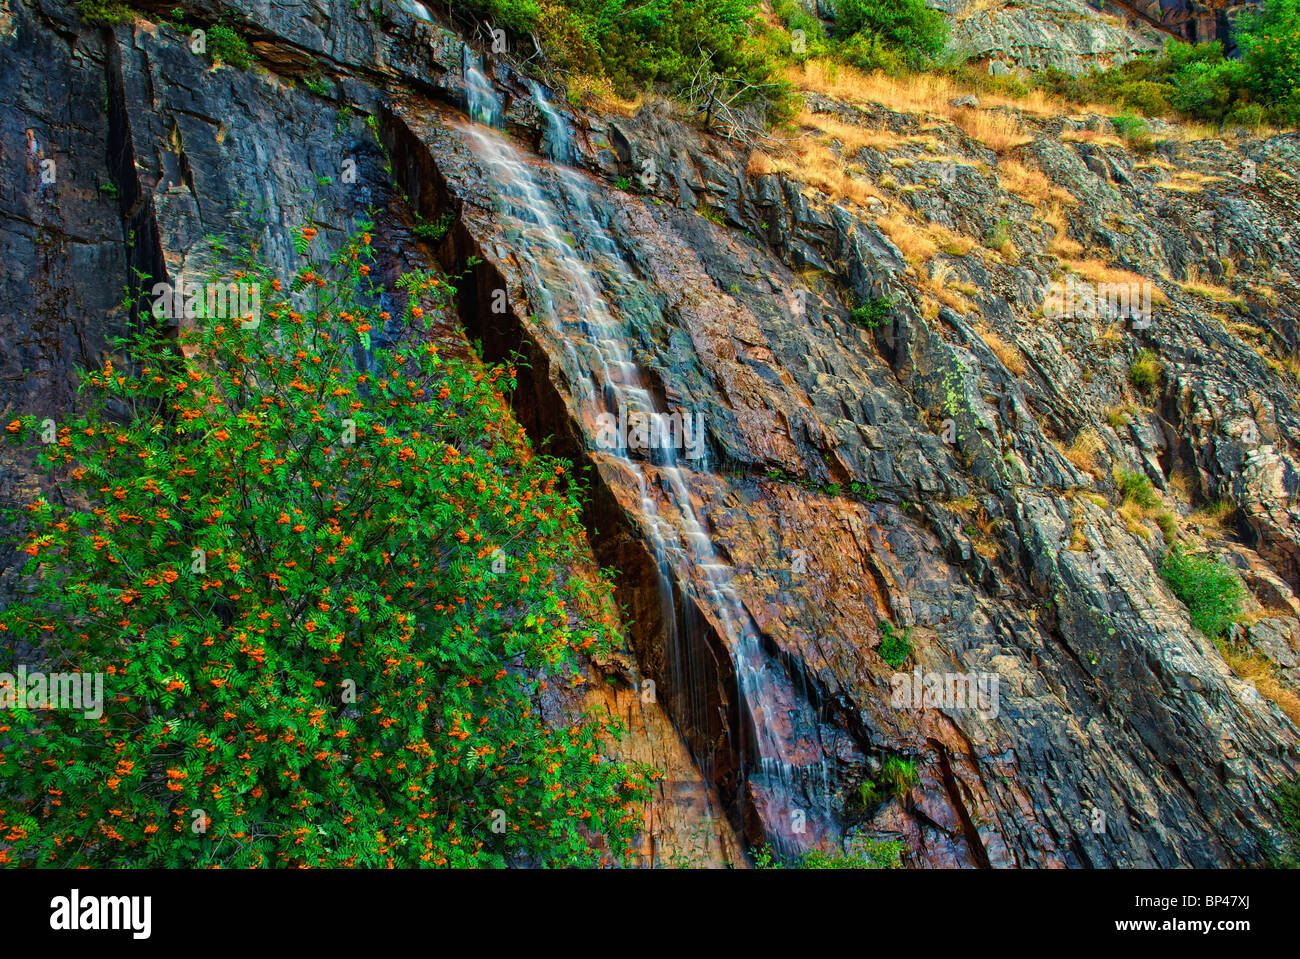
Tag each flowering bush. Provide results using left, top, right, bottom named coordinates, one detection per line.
left=0, top=224, right=650, bottom=867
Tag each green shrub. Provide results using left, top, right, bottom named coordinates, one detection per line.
left=1129, top=350, right=1163, bottom=395
left=1160, top=546, right=1244, bottom=640
left=459, top=0, right=782, bottom=107
left=1111, top=114, right=1155, bottom=153
left=877, top=621, right=913, bottom=667
left=413, top=212, right=454, bottom=244
left=0, top=226, right=649, bottom=867
left=1115, top=468, right=1158, bottom=509
left=832, top=0, right=947, bottom=66
left=1030, top=3, right=1300, bottom=130
left=1271, top=775, right=1300, bottom=867
left=1237, top=0, right=1300, bottom=106
left=1154, top=509, right=1180, bottom=543
left=76, top=0, right=132, bottom=23
left=849, top=296, right=892, bottom=329
left=841, top=32, right=910, bottom=75
left=752, top=839, right=903, bottom=868
left=209, top=23, right=253, bottom=70
left=804, top=841, right=903, bottom=868
left=878, top=757, right=919, bottom=795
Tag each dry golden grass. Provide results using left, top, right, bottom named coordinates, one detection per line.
left=954, top=108, right=1032, bottom=153
left=1044, top=202, right=1084, bottom=257
left=1154, top=170, right=1224, bottom=193
left=795, top=109, right=908, bottom=154
left=1060, top=127, right=1127, bottom=148
left=1094, top=321, right=1125, bottom=344
left=967, top=506, right=1005, bottom=559
left=876, top=213, right=938, bottom=264
left=927, top=261, right=973, bottom=313
left=974, top=321, right=1027, bottom=375
left=1063, top=426, right=1104, bottom=475
left=948, top=494, right=978, bottom=514
left=930, top=222, right=977, bottom=256
left=785, top=60, right=1066, bottom=120
left=1169, top=121, right=1236, bottom=143
left=757, top=139, right=884, bottom=209
left=1187, top=499, right=1236, bottom=534
left=746, top=149, right=776, bottom=177
left=1134, top=156, right=1177, bottom=172
left=999, top=158, right=1076, bottom=206
left=1062, top=258, right=1170, bottom=304
left=567, top=73, right=645, bottom=115
left=954, top=0, right=1002, bottom=19
left=1119, top=500, right=1153, bottom=540
left=1248, top=283, right=1280, bottom=306
left=1220, top=645, right=1300, bottom=725
left=1179, top=265, right=1243, bottom=304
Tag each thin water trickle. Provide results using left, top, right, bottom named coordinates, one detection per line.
left=459, top=71, right=837, bottom=857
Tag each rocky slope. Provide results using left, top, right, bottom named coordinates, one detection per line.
left=2, top=0, right=1298, bottom=866
left=941, top=0, right=1258, bottom=73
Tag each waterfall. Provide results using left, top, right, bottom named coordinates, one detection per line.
left=530, top=81, right=573, bottom=166
left=458, top=69, right=838, bottom=858
left=463, top=49, right=501, bottom=130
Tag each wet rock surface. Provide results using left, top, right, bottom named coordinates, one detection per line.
left=2, top=0, right=1298, bottom=866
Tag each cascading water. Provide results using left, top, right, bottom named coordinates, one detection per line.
left=462, top=48, right=501, bottom=129
left=460, top=59, right=836, bottom=857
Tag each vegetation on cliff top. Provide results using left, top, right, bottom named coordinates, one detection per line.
left=449, top=0, right=1300, bottom=130
left=0, top=226, right=649, bottom=867
left=1038, top=0, right=1300, bottom=128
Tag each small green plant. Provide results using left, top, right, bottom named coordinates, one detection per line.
left=77, top=0, right=132, bottom=23
left=849, top=296, right=893, bottom=329
left=849, top=481, right=879, bottom=502
left=855, top=755, right=918, bottom=810
left=878, top=757, right=919, bottom=796
left=832, top=0, right=947, bottom=69
left=751, top=839, right=902, bottom=868
left=1115, top=468, right=1158, bottom=509
left=208, top=23, right=253, bottom=70
left=613, top=176, right=632, bottom=191
left=697, top=200, right=725, bottom=225
left=1129, top=349, right=1163, bottom=395
left=1160, top=545, right=1245, bottom=639
left=984, top=218, right=1013, bottom=251
left=877, top=621, right=913, bottom=667
left=303, top=73, right=331, bottom=97
left=804, top=841, right=903, bottom=868
left=1270, top=775, right=1300, bottom=867
left=412, top=212, right=454, bottom=245
left=1111, top=114, right=1155, bottom=153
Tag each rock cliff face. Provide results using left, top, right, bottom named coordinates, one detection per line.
left=2, top=0, right=1298, bottom=866
left=941, top=0, right=1261, bottom=73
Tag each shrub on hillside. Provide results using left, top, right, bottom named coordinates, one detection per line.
left=1160, top=546, right=1244, bottom=640
left=832, top=0, right=947, bottom=66
left=0, top=224, right=649, bottom=867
